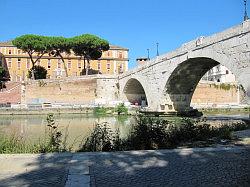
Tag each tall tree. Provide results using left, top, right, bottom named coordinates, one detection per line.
left=71, top=34, right=109, bottom=75
left=12, top=34, right=50, bottom=79
left=47, top=37, right=71, bottom=77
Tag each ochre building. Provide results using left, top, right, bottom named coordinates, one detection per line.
left=0, top=41, right=129, bottom=81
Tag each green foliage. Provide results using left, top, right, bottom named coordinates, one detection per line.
left=12, top=34, right=50, bottom=54
left=79, top=116, right=250, bottom=152
left=94, top=106, right=108, bottom=115
left=71, top=34, right=109, bottom=75
left=47, top=36, right=72, bottom=77
left=0, top=114, right=66, bottom=153
left=115, top=103, right=128, bottom=115
left=211, top=83, right=235, bottom=90
left=28, top=65, right=47, bottom=80
left=79, top=122, right=116, bottom=152
left=41, top=114, right=63, bottom=152
left=0, top=66, right=6, bottom=79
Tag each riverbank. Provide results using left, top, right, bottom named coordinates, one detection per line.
left=0, top=106, right=249, bottom=116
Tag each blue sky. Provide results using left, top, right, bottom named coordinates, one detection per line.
left=0, top=0, right=249, bottom=68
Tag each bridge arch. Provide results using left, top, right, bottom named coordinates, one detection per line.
left=123, top=78, right=148, bottom=106
left=163, top=52, right=249, bottom=112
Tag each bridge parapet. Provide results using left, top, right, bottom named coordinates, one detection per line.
left=119, top=20, right=250, bottom=80
left=118, top=20, right=250, bottom=113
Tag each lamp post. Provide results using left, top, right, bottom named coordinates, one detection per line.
left=147, top=48, right=150, bottom=60
left=244, top=0, right=249, bottom=21
left=156, top=42, right=159, bottom=56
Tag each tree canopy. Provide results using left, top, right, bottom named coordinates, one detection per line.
left=47, top=37, right=72, bottom=77
left=13, top=33, right=110, bottom=78
left=71, top=34, right=110, bottom=75
left=12, top=34, right=50, bottom=67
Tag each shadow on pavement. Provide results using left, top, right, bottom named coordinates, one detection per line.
left=0, top=153, right=72, bottom=187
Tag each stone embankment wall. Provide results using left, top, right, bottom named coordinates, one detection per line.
left=22, top=75, right=118, bottom=105
left=191, top=82, right=244, bottom=107
left=0, top=76, right=244, bottom=108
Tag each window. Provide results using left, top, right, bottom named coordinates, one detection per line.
left=78, top=60, right=81, bottom=68
left=8, top=58, right=11, bottom=68
left=107, top=51, right=112, bottom=57
left=118, top=51, right=123, bottom=58
left=119, top=64, right=123, bottom=73
left=18, top=50, right=21, bottom=54
left=58, top=59, right=61, bottom=69
left=26, top=59, right=30, bottom=69
left=48, top=59, right=51, bottom=69
left=8, top=49, right=12, bottom=54
left=17, top=58, right=21, bottom=69
left=98, top=61, right=101, bottom=70
left=107, top=61, right=110, bottom=70
left=68, top=59, right=71, bottom=69
left=226, top=70, right=229, bottom=74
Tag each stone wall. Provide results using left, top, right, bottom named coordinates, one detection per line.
left=191, top=82, right=244, bottom=107
left=22, top=75, right=117, bottom=105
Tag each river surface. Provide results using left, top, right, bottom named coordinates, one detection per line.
left=0, top=113, right=249, bottom=150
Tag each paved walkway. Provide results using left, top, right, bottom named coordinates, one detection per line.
left=0, top=146, right=249, bottom=187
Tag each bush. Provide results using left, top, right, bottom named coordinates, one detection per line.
left=0, top=66, right=6, bottom=79
left=94, top=106, right=108, bottom=115
left=81, top=68, right=101, bottom=75
left=28, top=65, right=47, bottom=80
left=79, top=115, right=249, bottom=152
left=115, top=103, right=128, bottom=115
left=79, top=122, right=119, bottom=152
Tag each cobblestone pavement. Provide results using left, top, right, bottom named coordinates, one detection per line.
left=0, top=153, right=72, bottom=187
left=88, top=147, right=250, bottom=187
left=0, top=146, right=249, bottom=187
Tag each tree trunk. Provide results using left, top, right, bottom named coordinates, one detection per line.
left=86, top=58, right=90, bottom=75
left=83, top=57, right=86, bottom=71
left=59, top=54, right=68, bottom=77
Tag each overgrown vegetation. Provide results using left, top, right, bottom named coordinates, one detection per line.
left=79, top=115, right=250, bottom=152
left=211, top=83, right=236, bottom=91
left=94, top=106, right=108, bottom=115
left=115, top=103, right=128, bottom=115
left=1, top=114, right=249, bottom=153
left=93, top=103, right=128, bottom=115
left=0, top=114, right=70, bottom=153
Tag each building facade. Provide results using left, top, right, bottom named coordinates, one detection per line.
left=0, top=41, right=129, bottom=81
left=201, top=64, right=236, bottom=83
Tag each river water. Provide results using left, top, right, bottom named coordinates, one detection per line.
left=0, top=113, right=249, bottom=150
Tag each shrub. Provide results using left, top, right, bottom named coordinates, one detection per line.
left=115, top=103, right=128, bottom=115
left=28, top=65, right=47, bottom=80
left=79, top=115, right=250, bottom=152
left=81, top=68, right=101, bottom=75
left=94, top=106, right=108, bottom=115
left=79, top=122, right=118, bottom=152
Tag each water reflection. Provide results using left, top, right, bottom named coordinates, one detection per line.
left=0, top=114, right=132, bottom=149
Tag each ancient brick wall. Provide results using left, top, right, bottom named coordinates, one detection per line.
left=191, top=82, right=244, bottom=106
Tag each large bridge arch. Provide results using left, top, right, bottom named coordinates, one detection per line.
left=123, top=78, right=148, bottom=106
left=161, top=47, right=250, bottom=112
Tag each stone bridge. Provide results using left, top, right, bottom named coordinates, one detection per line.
left=118, top=20, right=250, bottom=113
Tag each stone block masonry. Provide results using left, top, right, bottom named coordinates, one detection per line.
left=21, top=75, right=118, bottom=106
